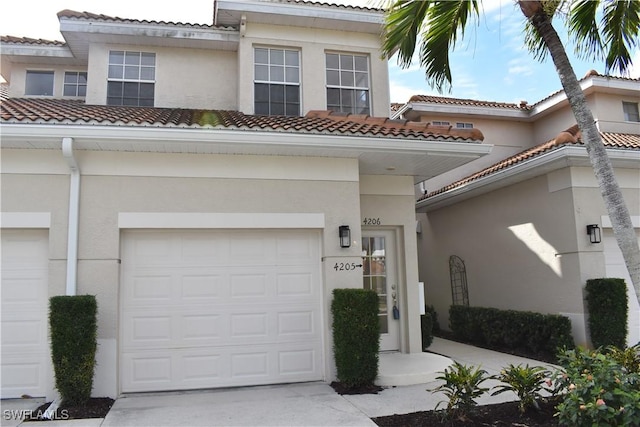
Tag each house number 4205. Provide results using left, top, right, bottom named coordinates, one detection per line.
left=334, top=262, right=362, bottom=271
left=363, top=218, right=381, bottom=225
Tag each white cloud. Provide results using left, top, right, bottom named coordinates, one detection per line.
left=388, top=80, right=433, bottom=103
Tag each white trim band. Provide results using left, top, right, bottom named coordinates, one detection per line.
left=118, top=213, right=326, bottom=229
left=1, top=212, right=51, bottom=228
left=601, top=215, right=640, bottom=228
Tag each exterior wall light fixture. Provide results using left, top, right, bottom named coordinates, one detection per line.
left=586, top=224, right=601, bottom=244
left=339, top=225, right=351, bottom=248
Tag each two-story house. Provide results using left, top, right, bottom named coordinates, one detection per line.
left=0, top=1, right=492, bottom=399
left=398, top=72, right=640, bottom=349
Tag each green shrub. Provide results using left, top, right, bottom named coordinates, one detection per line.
left=425, top=305, right=441, bottom=334
left=449, top=305, right=573, bottom=362
left=421, top=313, right=433, bottom=350
left=585, top=278, right=628, bottom=348
left=430, top=362, right=491, bottom=418
left=606, top=344, right=640, bottom=373
left=331, top=289, right=379, bottom=389
left=49, top=295, right=98, bottom=406
left=554, top=346, right=640, bottom=426
left=491, top=364, right=552, bottom=413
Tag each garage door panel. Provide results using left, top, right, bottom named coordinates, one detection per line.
left=123, top=307, right=319, bottom=350
left=122, top=344, right=323, bottom=392
left=1, top=229, right=49, bottom=398
left=121, top=229, right=323, bottom=392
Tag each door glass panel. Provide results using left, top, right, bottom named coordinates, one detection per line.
left=362, top=236, right=388, bottom=333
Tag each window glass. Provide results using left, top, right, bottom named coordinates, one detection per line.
left=325, top=53, right=370, bottom=115
left=107, top=50, right=155, bottom=106
left=63, top=71, right=88, bottom=97
left=253, top=47, right=300, bottom=116
left=25, top=71, right=54, bottom=96
left=623, top=102, right=639, bottom=122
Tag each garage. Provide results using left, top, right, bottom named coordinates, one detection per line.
left=1, top=229, right=50, bottom=398
left=120, top=229, right=324, bottom=392
left=603, top=229, right=640, bottom=347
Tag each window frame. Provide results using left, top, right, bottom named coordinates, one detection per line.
left=253, top=46, right=301, bottom=116
left=622, top=101, right=640, bottom=122
left=325, top=52, right=371, bottom=115
left=63, top=71, right=88, bottom=97
left=25, top=70, right=55, bottom=96
left=455, top=122, right=474, bottom=129
left=431, top=121, right=450, bottom=126
left=106, top=50, right=156, bottom=106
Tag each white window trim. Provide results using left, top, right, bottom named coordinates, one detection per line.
left=118, top=213, right=325, bottom=229
left=1, top=212, right=51, bottom=228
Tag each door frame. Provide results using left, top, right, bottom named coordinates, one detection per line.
left=362, top=227, right=402, bottom=352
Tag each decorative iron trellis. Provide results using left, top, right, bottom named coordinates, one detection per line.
left=449, top=255, right=469, bottom=306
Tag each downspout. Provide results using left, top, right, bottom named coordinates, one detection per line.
left=62, top=137, right=79, bottom=296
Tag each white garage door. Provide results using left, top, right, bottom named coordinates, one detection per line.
left=603, top=229, right=640, bottom=347
left=120, top=229, right=324, bottom=392
left=1, top=229, right=50, bottom=398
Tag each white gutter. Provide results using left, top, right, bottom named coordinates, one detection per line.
left=62, top=137, right=80, bottom=296
left=1, top=123, right=491, bottom=157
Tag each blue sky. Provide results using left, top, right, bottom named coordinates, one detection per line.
left=2, top=0, right=638, bottom=104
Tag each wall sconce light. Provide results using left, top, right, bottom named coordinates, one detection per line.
left=586, top=224, right=601, bottom=244
left=339, top=225, right=351, bottom=248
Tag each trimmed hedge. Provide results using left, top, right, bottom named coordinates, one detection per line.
left=449, top=305, right=574, bottom=360
left=421, top=313, right=434, bottom=350
left=586, top=278, right=628, bottom=348
left=331, top=289, right=379, bottom=388
left=50, top=295, right=98, bottom=405
left=425, top=305, right=441, bottom=334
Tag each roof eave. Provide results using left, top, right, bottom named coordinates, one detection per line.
left=416, top=146, right=640, bottom=212
left=215, top=0, right=383, bottom=33
left=0, top=122, right=492, bottom=179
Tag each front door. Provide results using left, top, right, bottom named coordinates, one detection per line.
left=362, top=230, right=400, bottom=351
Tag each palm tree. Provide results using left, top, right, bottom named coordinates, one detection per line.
left=381, top=0, right=640, bottom=304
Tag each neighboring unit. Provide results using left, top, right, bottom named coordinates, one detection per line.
left=399, top=72, right=640, bottom=348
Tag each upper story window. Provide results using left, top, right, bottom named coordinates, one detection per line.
left=107, top=50, right=155, bottom=106
left=254, top=47, right=300, bottom=116
left=326, top=53, right=370, bottom=115
left=432, top=121, right=450, bottom=126
left=25, top=71, right=54, bottom=96
left=456, top=122, right=473, bottom=129
left=63, top=72, right=87, bottom=97
left=623, top=101, right=639, bottom=122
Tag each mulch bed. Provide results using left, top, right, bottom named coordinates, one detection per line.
left=330, top=381, right=384, bottom=395
left=26, top=398, right=114, bottom=421
left=372, top=396, right=562, bottom=426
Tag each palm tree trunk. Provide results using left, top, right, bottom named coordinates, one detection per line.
left=518, top=1, right=640, bottom=306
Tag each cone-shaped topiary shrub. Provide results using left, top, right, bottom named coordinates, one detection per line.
left=49, top=295, right=97, bottom=405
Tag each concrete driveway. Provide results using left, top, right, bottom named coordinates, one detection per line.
left=102, top=382, right=377, bottom=427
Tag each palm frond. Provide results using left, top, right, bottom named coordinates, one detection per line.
left=382, top=0, right=433, bottom=67
left=599, top=0, right=640, bottom=75
left=419, top=0, right=480, bottom=92
left=568, top=0, right=604, bottom=61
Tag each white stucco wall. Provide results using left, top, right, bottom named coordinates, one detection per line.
left=237, top=22, right=390, bottom=116
left=85, top=43, right=238, bottom=109
left=418, top=165, right=640, bottom=348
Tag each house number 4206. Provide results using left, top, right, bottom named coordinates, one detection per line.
left=363, top=218, right=381, bottom=225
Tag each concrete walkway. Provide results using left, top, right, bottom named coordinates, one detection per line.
left=1, top=337, right=560, bottom=426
